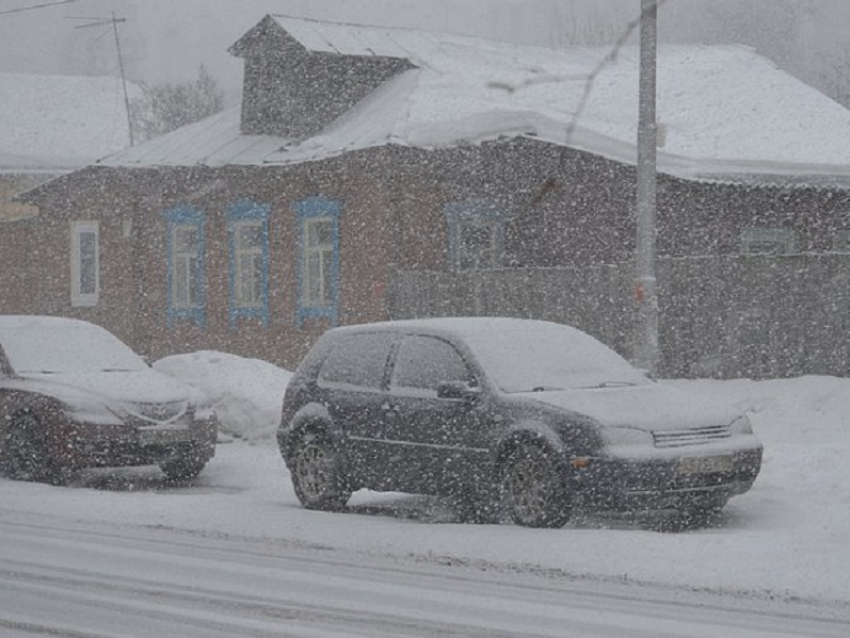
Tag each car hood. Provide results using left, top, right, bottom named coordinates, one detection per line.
left=8, top=369, right=208, bottom=421
left=518, top=383, right=741, bottom=431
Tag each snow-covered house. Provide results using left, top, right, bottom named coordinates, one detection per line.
left=9, top=15, right=850, bottom=376
left=0, top=73, right=137, bottom=218
left=0, top=72, right=138, bottom=313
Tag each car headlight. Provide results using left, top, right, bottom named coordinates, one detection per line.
left=730, top=414, right=754, bottom=435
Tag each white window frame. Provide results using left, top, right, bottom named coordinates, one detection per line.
left=232, top=220, right=264, bottom=309
left=170, top=224, right=201, bottom=309
left=302, top=216, right=334, bottom=308
left=70, top=220, right=99, bottom=307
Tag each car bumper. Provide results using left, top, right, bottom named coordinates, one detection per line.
left=49, top=415, right=219, bottom=470
left=572, top=445, right=763, bottom=511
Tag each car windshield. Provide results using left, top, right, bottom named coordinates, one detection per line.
left=460, top=322, right=648, bottom=393
left=0, top=320, right=147, bottom=374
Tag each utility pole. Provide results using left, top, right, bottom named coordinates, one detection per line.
left=633, top=0, right=659, bottom=375
left=73, top=13, right=134, bottom=146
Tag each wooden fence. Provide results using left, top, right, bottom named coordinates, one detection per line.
left=386, top=254, right=850, bottom=379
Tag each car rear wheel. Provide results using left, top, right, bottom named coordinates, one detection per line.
left=501, top=442, right=572, bottom=528
left=290, top=431, right=351, bottom=511
left=3, top=411, right=62, bottom=484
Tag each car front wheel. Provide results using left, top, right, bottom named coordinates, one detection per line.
left=501, top=442, right=573, bottom=528
left=3, top=411, right=62, bottom=484
left=290, top=431, right=351, bottom=511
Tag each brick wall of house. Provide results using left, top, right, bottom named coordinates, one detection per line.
left=6, top=138, right=850, bottom=377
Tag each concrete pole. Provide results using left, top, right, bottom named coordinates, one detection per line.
left=111, top=13, right=135, bottom=147
left=634, top=0, right=659, bottom=375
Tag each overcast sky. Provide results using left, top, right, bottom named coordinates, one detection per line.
left=1, top=0, right=849, bottom=103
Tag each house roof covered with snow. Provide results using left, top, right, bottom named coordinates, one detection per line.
left=0, top=73, right=138, bottom=173
left=100, top=15, right=850, bottom=184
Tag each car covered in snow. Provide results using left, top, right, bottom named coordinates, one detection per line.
left=278, top=317, right=762, bottom=528
left=0, top=316, right=218, bottom=483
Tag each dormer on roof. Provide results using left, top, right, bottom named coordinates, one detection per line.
left=229, top=14, right=415, bottom=140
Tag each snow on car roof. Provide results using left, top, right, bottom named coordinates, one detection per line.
left=0, top=314, right=96, bottom=331
left=336, top=316, right=587, bottom=337
left=0, top=315, right=144, bottom=374
left=332, top=317, right=645, bottom=392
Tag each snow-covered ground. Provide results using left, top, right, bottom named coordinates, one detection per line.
left=2, top=352, right=849, bottom=608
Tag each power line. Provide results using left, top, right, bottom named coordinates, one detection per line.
left=75, top=12, right=135, bottom=146
left=0, top=0, right=80, bottom=17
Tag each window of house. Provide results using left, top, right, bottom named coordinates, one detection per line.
left=227, top=200, right=270, bottom=327
left=296, top=197, right=340, bottom=326
left=740, top=227, right=796, bottom=255
left=70, top=221, right=99, bottom=307
left=164, top=206, right=205, bottom=327
left=171, top=226, right=201, bottom=307
left=445, top=201, right=508, bottom=271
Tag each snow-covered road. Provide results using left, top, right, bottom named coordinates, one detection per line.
left=1, top=393, right=849, bottom=638
left=1, top=512, right=848, bottom=638
left=2, top=371, right=850, bottom=636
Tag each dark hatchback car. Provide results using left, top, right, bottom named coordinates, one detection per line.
left=278, top=318, right=762, bottom=528
left=0, top=316, right=218, bottom=484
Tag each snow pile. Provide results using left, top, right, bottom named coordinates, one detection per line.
left=153, top=350, right=292, bottom=442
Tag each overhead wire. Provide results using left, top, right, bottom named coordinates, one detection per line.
left=0, top=0, right=80, bottom=17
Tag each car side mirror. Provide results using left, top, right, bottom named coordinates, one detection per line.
left=437, top=381, right=480, bottom=401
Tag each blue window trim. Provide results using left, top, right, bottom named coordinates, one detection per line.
left=295, top=196, right=340, bottom=327
left=444, top=200, right=506, bottom=271
left=163, top=205, right=206, bottom=328
left=226, top=199, right=271, bottom=328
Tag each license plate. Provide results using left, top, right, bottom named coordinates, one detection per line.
left=138, top=427, right=193, bottom=446
left=678, top=455, right=734, bottom=475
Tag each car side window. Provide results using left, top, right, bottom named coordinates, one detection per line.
left=391, top=335, right=473, bottom=395
left=318, top=333, right=394, bottom=390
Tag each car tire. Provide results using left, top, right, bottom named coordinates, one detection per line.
left=290, top=430, right=352, bottom=511
left=159, top=446, right=209, bottom=481
left=500, top=442, right=572, bottom=528
left=3, top=411, right=62, bottom=484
